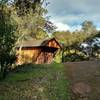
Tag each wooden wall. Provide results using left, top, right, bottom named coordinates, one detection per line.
left=16, top=47, right=41, bottom=65
left=36, top=52, right=54, bottom=64
left=48, top=40, right=61, bottom=49
left=16, top=47, right=57, bottom=64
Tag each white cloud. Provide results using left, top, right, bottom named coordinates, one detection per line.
left=97, top=27, right=100, bottom=31
left=46, top=0, right=100, bottom=28
left=51, top=20, right=82, bottom=32
left=71, top=25, right=82, bottom=32
left=54, top=22, right=70, bottom=31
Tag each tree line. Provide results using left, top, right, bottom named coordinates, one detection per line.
left=52, top=21, right=100, bottom=62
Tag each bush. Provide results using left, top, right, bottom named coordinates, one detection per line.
left=64, top=53, right=89, bottom=62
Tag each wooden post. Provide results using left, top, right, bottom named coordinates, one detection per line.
left=61, top=43, right=65, bottom=63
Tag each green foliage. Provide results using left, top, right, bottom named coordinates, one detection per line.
left=53, top=21, right=98, bottom=46
left=15, top=0, right=41, bottom=16
left=82, top=20, right=97, bottom=35
left=13, top=11, right=46, bottom=40
left=64, top=53, right=89, bottom=62
left=53, top=50, right=62, bottom=63
left=13, top=0, right=49, bottom=41
left=53, top=21, right=99, bottom=62
left=36, top=28, right=48, bottom=39
left=0, top=3, right=17, bottom=79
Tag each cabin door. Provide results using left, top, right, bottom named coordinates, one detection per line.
left=44, top=52, right=53, bottom=64
left=36, top=52, right=53, bottom=64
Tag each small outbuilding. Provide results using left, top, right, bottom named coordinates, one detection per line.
left=16, top=38, right=61, bottom=64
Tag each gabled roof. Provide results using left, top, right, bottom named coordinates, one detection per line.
left=16, top=38, right=61, bottom=48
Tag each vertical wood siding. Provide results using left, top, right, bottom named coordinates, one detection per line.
left=48, top=40, right=60, bottom=48
left=16, top=48, right=41, bottom=65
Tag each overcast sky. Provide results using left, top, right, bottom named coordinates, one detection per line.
left=45, top=0, right=100, bottom=31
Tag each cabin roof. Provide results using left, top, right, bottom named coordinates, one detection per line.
left=16, top=39, right=47, bottom=47
left=16, top=38, right=61, bottom=48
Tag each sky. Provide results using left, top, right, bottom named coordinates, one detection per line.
left=45, top=0, right=100, bottom=32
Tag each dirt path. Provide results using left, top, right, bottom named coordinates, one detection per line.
left=64, top=61, right=100, bottom=100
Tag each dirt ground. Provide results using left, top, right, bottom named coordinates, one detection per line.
left=64, top=61, right=100, bottom=100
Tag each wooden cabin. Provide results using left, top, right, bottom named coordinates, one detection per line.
left=16, top=38, right=61, bottom=64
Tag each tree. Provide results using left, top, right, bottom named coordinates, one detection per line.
left=52, top=21, right=98, bottom=62
left=14, top=0, right=42, bottom=16
left=82, top=20, right=97, bottom=35
left=0, top=1, right=17, bottom=79
left=44, top=20, right=57, bottom=34
left=13, top=0, right=49, bottom=41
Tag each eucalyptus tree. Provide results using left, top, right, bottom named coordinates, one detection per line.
left=13, top=0, right=49, bottom=42
left=82, top=20, right=97, bottom=35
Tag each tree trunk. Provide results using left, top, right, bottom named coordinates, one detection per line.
left=62, top=49, right=64, bottom=63
left=0, top=64, right=7, bottom=79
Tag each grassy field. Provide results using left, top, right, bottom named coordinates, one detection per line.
left=0, top=63, right=70, bottom=100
